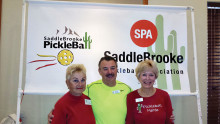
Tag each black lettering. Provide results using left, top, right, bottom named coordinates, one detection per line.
left=169, top=53, right=177, bottom=63
left=104, top=51, right=111, bottom=56
left=53, top=42, right=58, bottom=48
left=137, top=54, right=143, bottom=62
left=163, top=55, right=169, bottom=63
left=126, top=52, right=133, bottom=62
left=177, top=55, right=184, bottom=63
left=58, top=41, right=64, bottom=48
left=67, top=43, right=71, bottom=48
left=73, top=42, right=78, bottom=48
left=156, top=55, right=162, bottom=63
left=112, top=54, right=118, bottom=62
left=119, top=52, right=125, bottom=62
left=44, top=36, right=47, bottom=40
left=127, top=68, right=130, bottom=73
left=44, top=41, right=50, bottom=48
left=151, top=54, right=156, bottom=61
left=144, top=52, right=150, bottom=60
left=79, top=44, right=84, bottom=49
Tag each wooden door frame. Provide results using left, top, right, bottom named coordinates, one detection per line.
left=143, top=0, right=148, bottom=5
left=0, top=0, right=2, bottom=39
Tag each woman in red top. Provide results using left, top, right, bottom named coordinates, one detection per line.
left=126, top=60, right=174, bottom=124
left=51, top=64, right=95, bottom=124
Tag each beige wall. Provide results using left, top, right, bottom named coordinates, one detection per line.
left=0, top=0, right=23, bottom=120
left=0, top=0, right=209, bottom=123
left=208, top=0, right=220, bottom=2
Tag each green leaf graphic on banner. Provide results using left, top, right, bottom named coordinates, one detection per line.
left=147, top=15, right=184, bottom=90
left=83, top=32, right=93, bottom=49
left=170, top=30, right=185, bottom=90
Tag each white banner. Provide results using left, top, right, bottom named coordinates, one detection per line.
left=25, top=1, right=189, bottom=94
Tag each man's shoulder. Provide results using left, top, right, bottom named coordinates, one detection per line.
left=87, top=80, right=132, bottom=92
left=116, top=80, right=132, bottom=91
left=87, top=79, right=103, bottom=88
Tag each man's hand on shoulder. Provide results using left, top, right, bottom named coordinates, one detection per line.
left=48, top=109, right=54, bottom=124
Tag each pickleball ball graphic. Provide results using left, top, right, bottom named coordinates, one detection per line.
left=29, top=49, right=74, bottom=70
left=57, top=50, right=74, bottom=66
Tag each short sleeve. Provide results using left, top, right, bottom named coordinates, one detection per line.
left=164, top=93, right=174, bottom=124
left=51, top=101, right=67, bottom=124
left=125, top=93, right=135, bottom=124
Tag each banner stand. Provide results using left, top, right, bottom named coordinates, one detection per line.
left=16, top=0, right=26, bottom=123
left=191, top=8, right=203, bottom=124
left=16, top=1, right=202, bottom=124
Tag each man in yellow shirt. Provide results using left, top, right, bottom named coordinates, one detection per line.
left=83, top=56, right=132, bottom=124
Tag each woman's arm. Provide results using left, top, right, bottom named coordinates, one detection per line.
left=165, top=93, right=174, bottom=124
left=51, top=102, right=66, bottom=124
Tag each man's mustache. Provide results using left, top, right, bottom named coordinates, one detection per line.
left=106, top=73, right=114, bottom=77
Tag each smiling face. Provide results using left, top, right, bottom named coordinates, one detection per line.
left=98, top=60, right=117, bottom=86
left=138, top=69, right=156, bottom=89
left=66, top=72, right=86, bottom=96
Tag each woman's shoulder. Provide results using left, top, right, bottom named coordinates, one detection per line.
left=156, top=88, right=169, bottom=96
left=82, top=93, right=91, bottom=99
left=127, top=89, right=139, bottom=97
left=54, top=92, right=70, bottom=107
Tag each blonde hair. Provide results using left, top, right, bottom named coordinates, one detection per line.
left=135, top=60, right=158, bottom=79
left=66, top=64, right=86, bottom=80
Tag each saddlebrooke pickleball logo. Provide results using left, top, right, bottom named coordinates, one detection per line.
left=130, top=20, right=158, bottom=47
left=28, top=27, right=94, bottom=70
